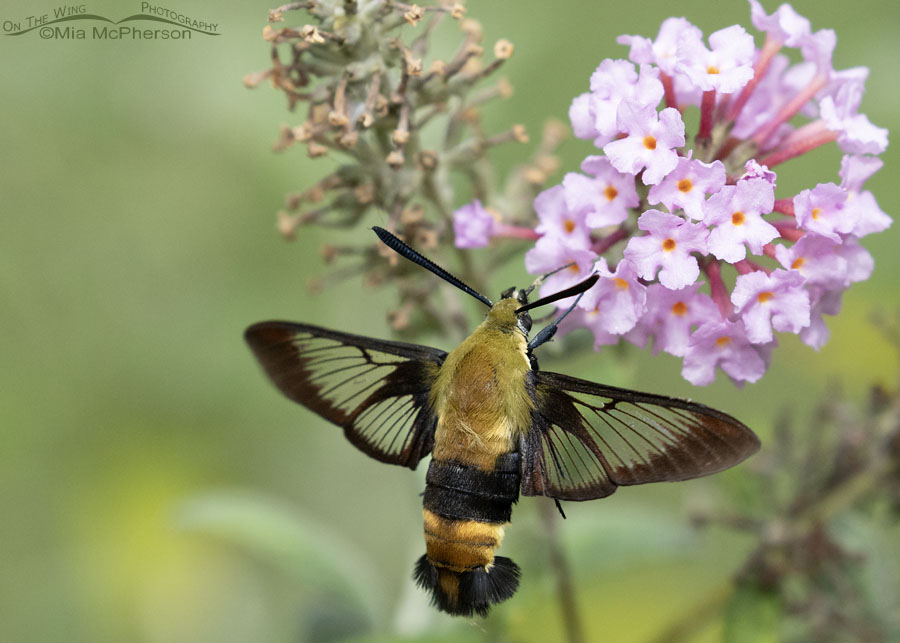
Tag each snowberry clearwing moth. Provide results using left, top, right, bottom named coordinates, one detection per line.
left=244, top=227, right=759, bottom=617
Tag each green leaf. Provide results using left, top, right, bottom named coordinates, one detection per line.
left=175, top=489, right=383, bottom=630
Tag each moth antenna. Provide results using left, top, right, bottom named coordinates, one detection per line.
left=524, top=262, right=575, bottom=296
left=372, top=227, right=493, bottom=308
left=516, top=273, right=598, bottom=314
left=526, top=274, right=598, bottom=351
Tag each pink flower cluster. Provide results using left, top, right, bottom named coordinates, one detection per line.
left=453, top=1, right=889, bottom=385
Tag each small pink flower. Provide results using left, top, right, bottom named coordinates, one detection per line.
left=624, top=210, right=708, bottom=290
left=800, top=27, right=836, bottom=75
left=682, top=318, right=770, bottom=386
left=839, top=155, right=891, bottom=237
left=603, top=103, right=685, bottom=185
left=565, top=308, right=622, bottom=350
left=749, top=0, right=812, bottom=47
left=577, top=258, right=647, bottom=334
left=453, top=200, right=495, bottom=248
left=676, top=25, right=755, bottom=94
left=533, top=185, right=592, bottom=248
left=835, top=238, right=874, bottom=284
left=581, top=59, right=639, bottom=144
left=618, top=17, right=702, bottom=77
left=793, top=182, right=851, bottom=242
left=704, top=177, right=779, bottom=261
left=773, top=234, right=848, bottom=288
left=731, top=269, right=811, bottom=344
left=569, top=93, right=598, bottom=141
left=742, top=159, right=777, bottom=185
left=648, top=155, right=726, bottom=220
left=628, top=283, right=719, bottom=357
left=819, top=85, right=889, bottom=155
left=525, top=235, right=598, bottom=302
left=570, top=61, right=664, bottom=147
left=563, top=156, right=640, bottom=229
left=800, top=287, right=843, bottom=349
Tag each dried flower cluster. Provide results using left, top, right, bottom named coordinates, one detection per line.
left=245, top=0, right=564, bottom=333
left=454, top=0, right=890, bottom=385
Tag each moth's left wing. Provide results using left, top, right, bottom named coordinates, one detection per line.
left=245, top=321, right=447, bottom=469
left=520, top=370, right=760, bottom=501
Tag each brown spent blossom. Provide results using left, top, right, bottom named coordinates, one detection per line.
left=403, top=5, right=425, bottom=26
left=246, top=0, right=566, bottom=335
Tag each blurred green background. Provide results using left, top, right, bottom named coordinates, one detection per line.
left=2, top=1, right=899, bottom=641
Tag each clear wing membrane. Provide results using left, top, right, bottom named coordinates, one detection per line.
left=245, top=321, right=446, bottom=469
left=521, top=371, right=760, bottom=501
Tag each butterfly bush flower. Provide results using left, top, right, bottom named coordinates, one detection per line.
left=703, top=177, right=779, bottom=262
left=578, top=258, right=647, bottom=336
left=624, top=210, right=708, bottom=289
left=453, top=1, right=890, bottom=385
left=648, top=154, right=726, bottom=220
left=453, top=200, right=496, bottom=249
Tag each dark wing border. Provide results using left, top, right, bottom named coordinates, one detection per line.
left=520, top=370, right=760, bottom=500
left=245, top=321, right=447, bottom=469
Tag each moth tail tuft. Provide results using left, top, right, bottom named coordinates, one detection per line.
left=413, top=554, right=520, bottom=617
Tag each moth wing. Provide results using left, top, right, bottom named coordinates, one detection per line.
left=245, top=321, right=447, bottom=469
left=520, top=370, right=760, bottom=501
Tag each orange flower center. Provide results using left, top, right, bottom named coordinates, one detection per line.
left=811, top=207, right=821, bottom=220
left=677, top=178, right=693, bottom=193
left=614, top=278, right=629, bottom=290
left=643, top=135, right=657, bottom=150
left=791, top=257, right=805, bottom=269
left=563, top=219, right=576, bottom=234
left=662, top=238, right=676, bottom=252
left=671, top=301, right=687, bottom=316
left=715, top=336, right=732, bottom=347
left=707, top=65, right=720, bottom=74
left=604, top=185, right=618, bottom=201
left=568, top=263, right=581, bottom=273
left=757, top=291, right=774, bottom=303
left=731, top=211, right=745, bottom=225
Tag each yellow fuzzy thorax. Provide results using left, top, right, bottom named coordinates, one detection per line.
left=429, top=298, right=533, bottom=470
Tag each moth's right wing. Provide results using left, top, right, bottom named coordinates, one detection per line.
left=245, top=321, right=447, bottom=469
left=520, top=370, right=760, bottom=500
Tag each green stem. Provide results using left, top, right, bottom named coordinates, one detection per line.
left=648, top=582, right=733, bottom=643
left=539, top=499, right=584, bottom=643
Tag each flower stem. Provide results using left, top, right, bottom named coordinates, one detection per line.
left=539, top=498, right=585, bottom=643
left=590, top=224, right=630, bottom=256
left=495, top=223, right=540, bottom=240
left=704, top=259, right=731, bottom=319
left=727, top=35, right=782, bottom=123
left=661, top=72, right=679, bottom=112
left=758, top=126, right=838, bottom=168
left=751, top=74, right=828, bottom=149
left=697, top=90, right=717, bottom=143
left=772, top=219, right=804, bottom=241
left=772, top=199, right=795, bottom=216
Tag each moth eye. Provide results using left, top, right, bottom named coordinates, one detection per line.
left=518, top=312, right=532, bottom=334
left=500, top=286, right=516, bottom=299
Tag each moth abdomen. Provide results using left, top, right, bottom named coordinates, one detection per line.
left=423, top=456, right=520, bottom=522
left=413, top=554, right=520, bottom=618
left=416, top=453, right=521, bottom=615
